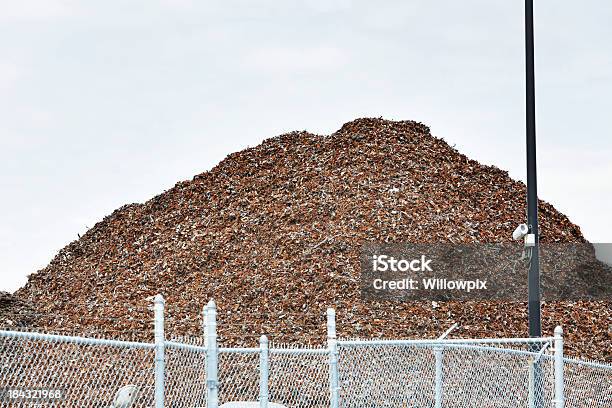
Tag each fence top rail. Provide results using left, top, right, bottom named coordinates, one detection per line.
left=0, top=329, right=155, bottom=349
left=165, top=340, right=206, bottom=353
left=338, top=336, right=554, bottom=347
left=559, top=356, right=612, bottom=370
left=170, top=341, right=552, bottom=358
left=426, top=342, right=547, bottom=358
left=337, top=341, right=554, bottom=359
left=217, top=346, right=329, bottom=355
left=219, top=346, right=260, bottom=354
left=269, top=347, right=329, bottom=355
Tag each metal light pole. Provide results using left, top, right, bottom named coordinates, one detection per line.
left=525, top=0, right=541, bottom=338
left=525, top=2, right=544, bottom=406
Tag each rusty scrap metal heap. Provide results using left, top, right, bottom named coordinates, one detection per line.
left=15, top=118, right=611, bottom=361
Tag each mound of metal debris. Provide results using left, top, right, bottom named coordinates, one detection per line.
left=0, top=292, right=38, bottom=328
left=14, top=118, right=611, bottom=361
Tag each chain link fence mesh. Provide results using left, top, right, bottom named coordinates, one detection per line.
left=339, top=343, right=437, bottom=407
left=337, top=341, right=556, bottom=408
left=218, top=350, right=259, bottom=404
left=562, top=358, right=612, bottom=408
left=165, top=337, right=207, bottom=408
left=269, top=347, right=329, bottom=408
left=1, top=330, right=611, bottom=407
left=437, top=343, right=553, bottom=408
left=0, top=332, right=155, bottom=407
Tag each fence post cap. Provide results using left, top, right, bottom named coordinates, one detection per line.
left=260, top=335, right=269, bottom=344
left=153, top=294, right=165, bottom=304
left=326, top=308, right=335, bottom=316
left=207, top=299, right=216, bottom=309
left=554, top=326, right=563, bottom=336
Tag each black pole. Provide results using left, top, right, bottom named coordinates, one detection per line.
left=525, top=0, right=541, bottom=338
left=525, top=4, right=544, bottom=407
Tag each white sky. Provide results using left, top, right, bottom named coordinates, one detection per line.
left=1, top=1, right=611, bottom=292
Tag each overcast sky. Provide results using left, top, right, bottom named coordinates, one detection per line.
left=1, top=1, right=611, bottom=292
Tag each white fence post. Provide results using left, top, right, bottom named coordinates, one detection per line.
left=202, top=302, right=208, bottom=337
left=527, top=357, right=535, bottom=408
left=327, top=308, right=339, bottom=408
left=206, top=300, right=219, bottom=408
left=433, top=323, right=455, bottom=408
left=434, top=347, right=443, bottom=408
left=153, top=294, right=165, bottom=408
left=554, top=326, right=565, bottom=408
left=259, top=335, right=269, bottom=408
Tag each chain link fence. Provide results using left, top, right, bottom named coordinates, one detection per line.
left=165, top=338, right=208, bottom=408
left=268, top=345, right=329, bottom=408
left=337, top=340, right=555, bottom=408
left=1, top=295, right=610, bottom=407
left=218, top=349, right=259, bottom=404
left=562, top=357, right=612, bottom=408
left=0, top=331, right=155, bottom=407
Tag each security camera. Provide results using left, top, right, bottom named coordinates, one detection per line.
left=512, top=224, right=529, bottom=241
